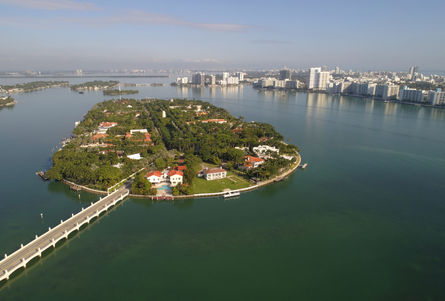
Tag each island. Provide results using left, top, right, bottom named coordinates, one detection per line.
left=46, top=98, right=300, bottom=198
left=0, top=96, right=16, bottom=108
left=103, top=89, right=139, bottom=96
left=70, top=80, right=119, bottom=91
left=0, top=81, right=69, bottom=93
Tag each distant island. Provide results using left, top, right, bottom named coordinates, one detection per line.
left=46, top=98, right=300, bottom=197
left=0, top=81, right=69, bottom=93
left=103, top=89, right=139, bottom=96
left=0, top=96, right=16, bottom=108
left=70, top=80, right=119, bottom=91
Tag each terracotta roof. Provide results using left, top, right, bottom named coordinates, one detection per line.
left=245, top=155, right=264, bottom=163
left=169, top=170, right=183, bottom=177
left=175, top=165, right=187, bottom=171
left=93, top=133, right=108, bottom=141
left=99, top=122, right=117, bottom=128
left=146, top=171, right=162, bottom=178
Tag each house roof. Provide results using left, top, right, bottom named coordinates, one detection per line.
left=205, top=168, right=226, bottom=174
left=99, top=122, right=117, bottom=128
left=169, top=170, right=183, bottom=177
left=93, top=133, right=108, bottom=140
left=175, top=165, right=187, bottom=171
left=245, top=155, right=264, bottom=163
left=146, top=171, right=162, bottom=178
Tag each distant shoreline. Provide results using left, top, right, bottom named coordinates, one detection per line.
left=0, top=75, right=169, bottom=79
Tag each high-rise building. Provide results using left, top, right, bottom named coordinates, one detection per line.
left=308, top=67, right=329, bottom=90
left=335, top=66, right=340, bottom=74
left=222, top=72, right=230, bottom=81
left=427, top=89, right=445, bottom=105
left=236, top=72, right=245, bottom=81
left=176, top=77, right=188, bottom=85
left=409, top=66, right=418, bottom=79
left=399, top=87, right=423, bottom=102
left=279, top=69, right=291, bottom=80
left=76, top=69, right=83, bottom=76
left=382, top=85, right=399, bottom=100
left=205, top=75, right=216, bottom=85
left=192, top=72, right=205, bottom=85
left=226, top=77, right=239, bottom=85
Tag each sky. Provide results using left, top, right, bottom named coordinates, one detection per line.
left=0, top=0, right=444, bottom=72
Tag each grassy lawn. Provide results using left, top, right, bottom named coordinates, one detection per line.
left=191, top=171, right=251, bottom=194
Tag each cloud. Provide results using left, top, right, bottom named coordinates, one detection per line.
left=0, top=6, right=249, bottom=32
left=0, top=0, right=98, bottom=11
left=251, top=39, right=292, bottom=45
left=99, top=11, right=249, bottom=32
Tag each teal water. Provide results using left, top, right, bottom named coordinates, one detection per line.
left=1, top=78, right=445, bottom=300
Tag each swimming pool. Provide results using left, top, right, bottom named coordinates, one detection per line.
left=158, top=185, right=171, bottom=191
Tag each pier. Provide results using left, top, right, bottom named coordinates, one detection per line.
left=0, top=187, right=129, bottom=282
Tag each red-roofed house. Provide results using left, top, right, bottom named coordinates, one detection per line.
left=99, top=122, right=118, bottom=128
left=146, top=171, right=163, bottom=184
left=175, top=165, right=187, bottom=171
left=168, top=170, right=183, bottom=186
left=93, top=133, right=108, bottom=141
left=244, top=155, right=264, bottom=169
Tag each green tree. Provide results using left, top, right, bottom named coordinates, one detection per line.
left=131, top=173, right=155, bottom=195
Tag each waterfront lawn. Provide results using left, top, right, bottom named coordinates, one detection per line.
left=191, top=172, right=251, bottom=194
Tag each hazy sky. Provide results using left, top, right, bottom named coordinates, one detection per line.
left=1, top=0, right=444, bottom=71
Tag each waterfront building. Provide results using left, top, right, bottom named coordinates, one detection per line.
left=236, top=72, right=245, bottom=81
left=192, top=73, right=205, bottom=85
left=279, top=69, right=292, bottom=80
left=203, top=168, right=227, bottom=181
left=285, top=80, right=299, bottom=89
left=258, top=78, right=274, bottom=88
left=427, top=89, right=445, bottom=105
left=222, top=72, right=230, bottom=81
left=308, top=67, right=329, bottom=90
left=399, top=88, right=424, bottom=102
left=206, top=75, right=216, bottom=85
left=176, top=77, right=188, bottom=85
left=226, top=77, right=239, bottom=85
left=382, top=85, right=399, bottom=100
left=253, top=145, right=280, bottom=158
left=146, top=171, right=163, bottom=184
left=273, top=79, right=286, bottom=88
left=375, top=84, right=399, bottom=99
left=244, top=156, right=265, bottom=169
left=168, top=170, right=183, bottom=186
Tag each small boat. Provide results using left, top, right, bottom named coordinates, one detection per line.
left=223, top=191, right=240, bottom=198
left=36, top=171, right=49, bottom=181
left=299, top=163, right=308, bottom=169
left=78, top=91, right=84, bottom=94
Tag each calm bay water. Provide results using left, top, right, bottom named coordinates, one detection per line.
left=1, top=77, right=445, bottom=300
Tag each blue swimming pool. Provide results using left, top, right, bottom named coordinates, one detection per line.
left=158, top=185, right=171, bottom=191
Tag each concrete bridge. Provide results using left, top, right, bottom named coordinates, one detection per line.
left=0, top=187, right=129, bottom=282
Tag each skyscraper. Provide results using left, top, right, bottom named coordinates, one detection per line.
left=409, top=66, right=418, bottom=79
left=308, top=67, right=329, bottom=90
left=279, top=69, right=291, bottom=80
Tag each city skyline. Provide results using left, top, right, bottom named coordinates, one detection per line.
left=0, top=0, right=444, bottom=71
